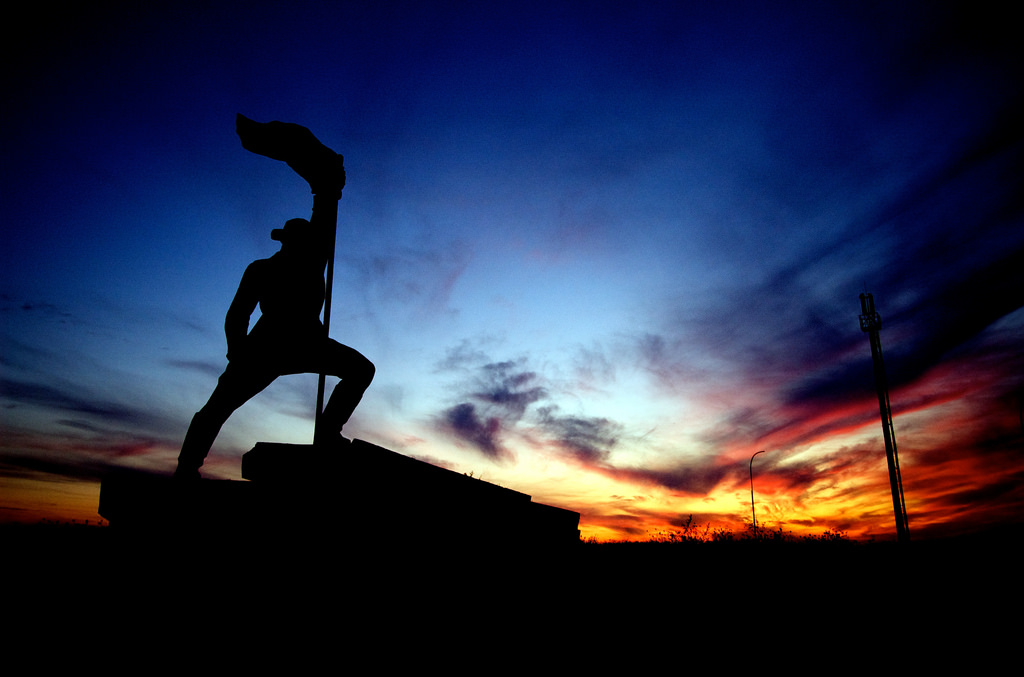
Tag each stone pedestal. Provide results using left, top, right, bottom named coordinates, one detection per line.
left=98, top=439, right=580, bottom=549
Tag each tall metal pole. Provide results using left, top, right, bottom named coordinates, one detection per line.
left=749, top=449, right=766, bottom=539
left=859, top=293, right=910, bottom=543
left=314, top=191, right=340, bottom=437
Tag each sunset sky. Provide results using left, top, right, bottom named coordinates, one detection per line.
left=3, top=1, right=1022, bottom=541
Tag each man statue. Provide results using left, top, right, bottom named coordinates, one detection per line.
left=174, top=117, right=374, bottom=480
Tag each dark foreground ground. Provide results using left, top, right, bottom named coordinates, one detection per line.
left=3, top=523, right=1016, bottom=665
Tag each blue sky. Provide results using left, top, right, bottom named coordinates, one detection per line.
left=3, top=1, right=1023, bottom=539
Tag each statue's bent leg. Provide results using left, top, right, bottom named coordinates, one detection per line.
left=314, top=341, right=375, bottom=447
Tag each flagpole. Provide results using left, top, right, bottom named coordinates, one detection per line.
left=314, top=191, right=340, bottom=438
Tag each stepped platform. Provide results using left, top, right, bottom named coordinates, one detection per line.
left=98, top=439, right=580, bottom=548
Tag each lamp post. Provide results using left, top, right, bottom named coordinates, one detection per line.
left=749, top=450, right=766, bottom=539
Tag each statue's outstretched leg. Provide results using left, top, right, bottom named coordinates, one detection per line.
left=175, top=409, right=224, bottom=480
left=174, top=365, right=277, bottom=479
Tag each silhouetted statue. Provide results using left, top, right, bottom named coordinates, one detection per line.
left=174, top=117, right=374, bottom=480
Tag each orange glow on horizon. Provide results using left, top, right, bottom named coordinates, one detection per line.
left=0, top=475, right=106, bottom=527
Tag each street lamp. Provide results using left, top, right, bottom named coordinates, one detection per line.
left=749, top=450, right=766, bottom=539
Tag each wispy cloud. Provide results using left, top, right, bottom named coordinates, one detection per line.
left=349, top=242, right=472, bottom=324
left=166, top=358, right=224, bottom=379
left=437, top=402, right=508, bottom=462
left=1, top=377, right=164, bottom=430
left=0, top=425, right=171, bottom=484
left=535, top=405, right=620, bottom=465
left=434, top=358, right=546, bottom=462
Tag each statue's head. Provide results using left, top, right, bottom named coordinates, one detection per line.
left=271, top=218, right=317, bottom=254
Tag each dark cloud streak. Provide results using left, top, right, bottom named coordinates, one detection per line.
left=438, top=402, right=507, bottom=462
left=434, top=359, right=545, bottom=462
left=536, top=405, right=620, bottom=464
left=1, top=377, right=163, bottom=430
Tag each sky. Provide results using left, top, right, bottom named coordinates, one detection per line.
left=2, top=1, right=1022, bottom=541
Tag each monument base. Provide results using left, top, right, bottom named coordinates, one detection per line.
left=98, top=439, right=580, bottom=549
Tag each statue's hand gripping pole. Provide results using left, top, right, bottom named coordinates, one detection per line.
left=235, top=114, right=343, bottom=440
